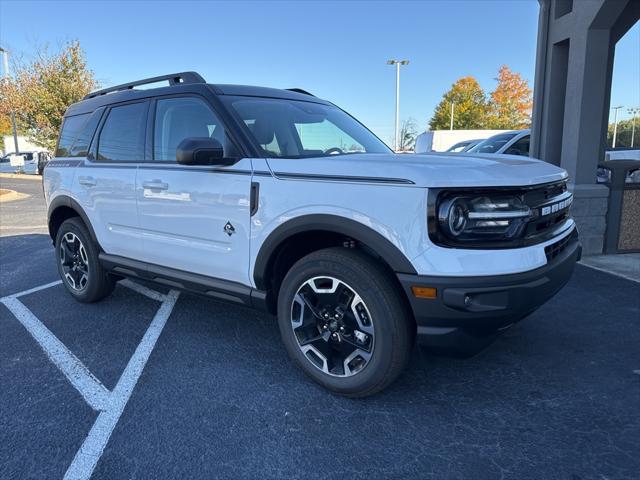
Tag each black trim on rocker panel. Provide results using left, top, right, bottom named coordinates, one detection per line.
left=47, top=195, right=100, bottom=245
left=99, top=253, right=268, bottom=310
left=253, top=214, right=417, bottom=290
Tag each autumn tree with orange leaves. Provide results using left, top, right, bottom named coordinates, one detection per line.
left=428, top=66, right=532, bottom=131
left=487, top=65, right=532, bottom=130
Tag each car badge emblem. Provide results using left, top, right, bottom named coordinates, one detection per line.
left=224, top=222, right=236, bottom=236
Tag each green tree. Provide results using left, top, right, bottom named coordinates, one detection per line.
left=607, top=117, right=640, bottom=148
left=487, top=65, right=532, bottom=129
left=429, top=76, right=488, bottom=130
left=0, top=40, right=97, bottom=151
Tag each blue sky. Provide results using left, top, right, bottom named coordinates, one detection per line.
left=1, top=0, right=638, bottom=143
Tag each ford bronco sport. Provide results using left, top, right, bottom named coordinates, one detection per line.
left=44, top=72, right=581, bottom=397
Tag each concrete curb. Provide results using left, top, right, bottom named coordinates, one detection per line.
left=0, top=173, right=42, bottom=181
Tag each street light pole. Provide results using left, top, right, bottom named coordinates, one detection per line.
left=628, top=107, right=640, bottom=148
left=450, top=102, right=455, bottom=130
left=387, top=59, right=409, bottom=152
left=0, top=47, right=19, bottom=155
left=611, top=105, right=623, bottom=148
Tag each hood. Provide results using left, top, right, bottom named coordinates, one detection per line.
left=266, top=153, right=568, bottom=188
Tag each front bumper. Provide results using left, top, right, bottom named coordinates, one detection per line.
left=398, top=231, right=581, bottom=339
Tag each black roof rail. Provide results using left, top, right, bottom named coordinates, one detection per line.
left=287, top=88, right=315, bottom=97
left=83, top=71, right=206, bottom=100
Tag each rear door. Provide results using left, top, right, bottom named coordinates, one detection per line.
left=74, top=101, right=148, bottom=258
left=135, top=95, right=252, bottom=285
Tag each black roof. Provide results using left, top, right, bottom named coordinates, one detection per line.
left=66, top=71, right=330, bottom=117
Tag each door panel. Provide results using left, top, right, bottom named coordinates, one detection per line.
left=74, top=164, right=142, bottom=258
left=136, top=161, right=253, bottom=284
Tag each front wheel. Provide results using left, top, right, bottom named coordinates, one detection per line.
left=55, top=217, right=115, bottom=303
left=277, top=248, right=414, bottom=397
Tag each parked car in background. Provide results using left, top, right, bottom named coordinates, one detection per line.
left=2, top=151, right=50, bottom=174
left=467, top=129, right=530, bottom=156
left=445, top=139, right=484, bottom=153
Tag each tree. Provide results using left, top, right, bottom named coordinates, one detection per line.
left=0, top=114, right=13, bottom=152
left=429, top=77, right=488, bottom=130
left=399, top=117, right=418, bottom=151
left=607, top=117, right=640, bottom=148
left=487, top=65, right=532, bottom=129
left=0, top=40, right=97, bottom=152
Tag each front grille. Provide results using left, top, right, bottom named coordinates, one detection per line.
left=544, top=229, right=577, bottom=261
left=522, top=181, right=572, bottom=244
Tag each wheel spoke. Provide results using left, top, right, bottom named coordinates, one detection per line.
left=61, top=242, right=74, bottom=265
left=298, top=290, right=324, bottom=321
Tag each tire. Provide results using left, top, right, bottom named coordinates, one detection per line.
left=55, top=217, right=115, bottom=303
left=277, top=247, right=414, bottom=397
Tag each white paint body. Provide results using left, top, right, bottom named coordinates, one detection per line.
left=45, top=150, right=574, bottom=288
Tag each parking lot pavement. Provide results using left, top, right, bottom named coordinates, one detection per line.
left=0, top=174, right=48, bottom=237
left=1, top=183, right=639, bottom=479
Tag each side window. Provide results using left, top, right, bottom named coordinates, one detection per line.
left=153, top=97, right=225, bottom=161
left=56, top=114, right=90, bottom=157
left=97, top=102, right=147, bottom=162
left=69, top=109, right=103, bottom=157
left=504, top=135, right=530, bottom=156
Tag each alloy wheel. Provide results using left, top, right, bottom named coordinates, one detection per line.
left=290, top=276, right=375, bottom=377
left=60, top=232, right=89, bottom=291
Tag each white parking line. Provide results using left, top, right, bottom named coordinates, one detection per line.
left=1, top=278, right=180, bottom=480
left=119, top=278, right=167, bottom=302
left=64, top=289, right=179, bottom=480
left=11, top=280, right=63, bottom=298
left=0, top=296, right=111, bottom=411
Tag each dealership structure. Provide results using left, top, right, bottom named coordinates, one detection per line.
left=531, top=0, right=639, bottom=254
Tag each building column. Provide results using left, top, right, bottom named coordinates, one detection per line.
left=531, top=0, right=638, bottom=255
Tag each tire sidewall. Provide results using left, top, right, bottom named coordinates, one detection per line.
left=277, top=254, right=399, bottom=395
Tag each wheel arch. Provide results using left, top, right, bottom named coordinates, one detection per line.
left=48, top=195, right=100, bottom=247
left=253, top=214, right=417, bottom=293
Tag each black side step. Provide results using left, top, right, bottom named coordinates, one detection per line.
left=99, top=253, right=268, bottom=311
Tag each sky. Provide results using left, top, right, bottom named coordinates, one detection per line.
left=1, top=0, right=638, bottom=143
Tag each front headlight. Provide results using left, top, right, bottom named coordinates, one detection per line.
left=436, top=194, right=531, bottom=243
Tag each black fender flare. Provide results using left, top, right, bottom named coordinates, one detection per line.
left=253, top=214, right=417, bottom=290
left=47, top=195, right=100, bottom=245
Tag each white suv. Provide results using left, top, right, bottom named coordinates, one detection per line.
left=44, top=72, right=581, bottom=397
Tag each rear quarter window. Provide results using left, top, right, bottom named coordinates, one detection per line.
left=55, top=110, right=103, bottom=158
left=56, top=114, right=90, bottom=157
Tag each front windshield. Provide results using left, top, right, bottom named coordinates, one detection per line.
left=226, top=96, right=391, bottom=158
left=467, top=133, right=517, bottom=154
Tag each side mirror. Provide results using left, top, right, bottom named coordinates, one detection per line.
left=176, top=137, right=236, bottom=166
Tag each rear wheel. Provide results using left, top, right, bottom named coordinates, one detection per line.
left=277, top=248, right=414, bottom=397
left=55, top=217, right=115, bottom=303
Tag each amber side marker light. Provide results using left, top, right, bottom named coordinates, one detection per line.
left=411, top=286, right=437, bottom=299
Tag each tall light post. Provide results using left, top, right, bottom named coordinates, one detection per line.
left=387, top=59, right=409, bottom=152
left=611, top=105, right=623, bottom=148
left=0, top=46, right=19, bottom=155
left=628, top=107, right=640, bottom=148
left=450, top=102, right=455, bottom=130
